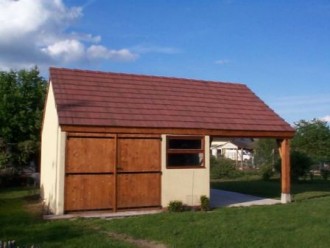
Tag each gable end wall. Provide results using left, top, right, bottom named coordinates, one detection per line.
left=40, top=82, right=66, bottom=214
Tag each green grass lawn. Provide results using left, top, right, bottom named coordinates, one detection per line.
left=0, top=187, right=134, bottom=248
left=1, top=182, right=330, bottom=248
left=96, top=197, right=330, bottom=248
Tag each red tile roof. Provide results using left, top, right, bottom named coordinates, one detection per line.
left=49, top=67, right=294, bottom=133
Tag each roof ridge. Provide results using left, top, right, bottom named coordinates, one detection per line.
left=50, top=67, right=245, bottom=87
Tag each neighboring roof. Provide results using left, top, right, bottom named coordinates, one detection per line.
left=211, top=138, right=254, bottom=150
left=49, top=67, right=294, bottom=135
left=230, top=138, right=255, bottom=150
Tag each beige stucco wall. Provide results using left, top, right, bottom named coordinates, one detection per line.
left=40, top=82, right=66, bottom=215
left=161, top=135, right=210, bottom=207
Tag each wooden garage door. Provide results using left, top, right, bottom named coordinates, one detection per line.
left=64, top=134, right=161, bottom=212
left=117, top=136, right=161, bottom=209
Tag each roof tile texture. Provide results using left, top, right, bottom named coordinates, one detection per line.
left=50, top=67, right=294, bottom=132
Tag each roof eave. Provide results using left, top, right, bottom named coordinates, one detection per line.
left=60, top=124, right=295, bottom=139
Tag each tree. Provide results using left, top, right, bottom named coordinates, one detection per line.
left=254, top=138, right=279, bottom=167
left=0, top=67, right=47, bottom=170
left=290, top=151, right=313, bottom=181
left=291, top=119, right=330, bottom=164
left=273, top=119, right=330, bottom=181
left=275, top=151, right=313, bottom=181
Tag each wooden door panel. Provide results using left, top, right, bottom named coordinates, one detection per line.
left=65, top=135, right=161, bottom=212
left=118, top=138, right=160, bottom=172
left=117, top=173, right=161, bottom=208
left=66, top=137, right=115, bottom=173
left=65, top=175, right=114, bottom=211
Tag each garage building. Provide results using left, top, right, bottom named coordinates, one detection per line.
left=41, top=68, right=294, bottom=215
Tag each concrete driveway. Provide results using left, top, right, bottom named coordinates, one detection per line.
left=210, top=189, right=281, bottom=208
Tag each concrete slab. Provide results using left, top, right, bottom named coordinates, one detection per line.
left=210, top=189, right=281, bottom=208
left=44, top=190, right=280, bottom=220
left=44, top=209, right=163, bottom=220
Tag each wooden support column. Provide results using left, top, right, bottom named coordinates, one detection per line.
left=279, top=139, right=291, bottom=203
left=113, top=134, right=118, bottom=212
left=240, top=148, right=243, bottom=169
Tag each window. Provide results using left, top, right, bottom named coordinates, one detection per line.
left=167, top=136, right=204, bottom=168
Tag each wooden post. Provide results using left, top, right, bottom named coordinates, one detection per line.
left=279, top=139, right=291, bottom=203
left=240, top=148, right=243, bottom=169
left=113, top=134, right=118, bottom=212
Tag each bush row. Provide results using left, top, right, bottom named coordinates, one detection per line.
left=168, top=195, right=210, bottom=212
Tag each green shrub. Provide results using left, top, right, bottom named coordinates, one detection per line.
left=309, top=171, right=314, bottom=181
left=210, top=156, right=242, bottom=179
left=260, top=164, right=274, bottom=181
left=168, top=201, right=184, bottom=212
left=320, top=169, right=329, bottom=180
left=200, top=195, right=210, bottom=211
left=0, top=170, right=22, bottom=187
left=210, top=156, right=220, bottom=179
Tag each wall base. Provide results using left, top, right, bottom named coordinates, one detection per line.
left=281, top=193, right=292, bottom=204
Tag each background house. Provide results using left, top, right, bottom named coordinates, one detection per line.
left=211, top=138, right=254, bottom=168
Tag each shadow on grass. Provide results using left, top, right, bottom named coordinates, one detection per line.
left=211, top=178, right=330, bottom=201
left=0, top=188, right=133, bottom=247
left=0, top=189, right=93, bottom=246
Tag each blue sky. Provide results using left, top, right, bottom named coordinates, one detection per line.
left=0, top=0, right=329, bottom=124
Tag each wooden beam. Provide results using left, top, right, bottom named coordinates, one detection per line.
left=279, top=139, right=291, bottom=203
left=61, top=125, right=295, bottom=139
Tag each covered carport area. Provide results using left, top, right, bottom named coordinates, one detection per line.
left=210, top=189, right=281, bottom=208
left=210, top=131, right=293, bottom=204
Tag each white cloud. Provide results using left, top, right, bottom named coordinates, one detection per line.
left=215, top=59, right=230, bottom=65
left=70, top=32, right=102, bottom=43
left=0, top=0, right=49, bottom=41
left=41, top=39, right=85, bottom=63
left=0, top=0, right=137, bottom=70
left=320, top=115, right=330, bottom=122
left=87, top=45, right=138, bottom=61
left=132, top=44, right=181, bottom=54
